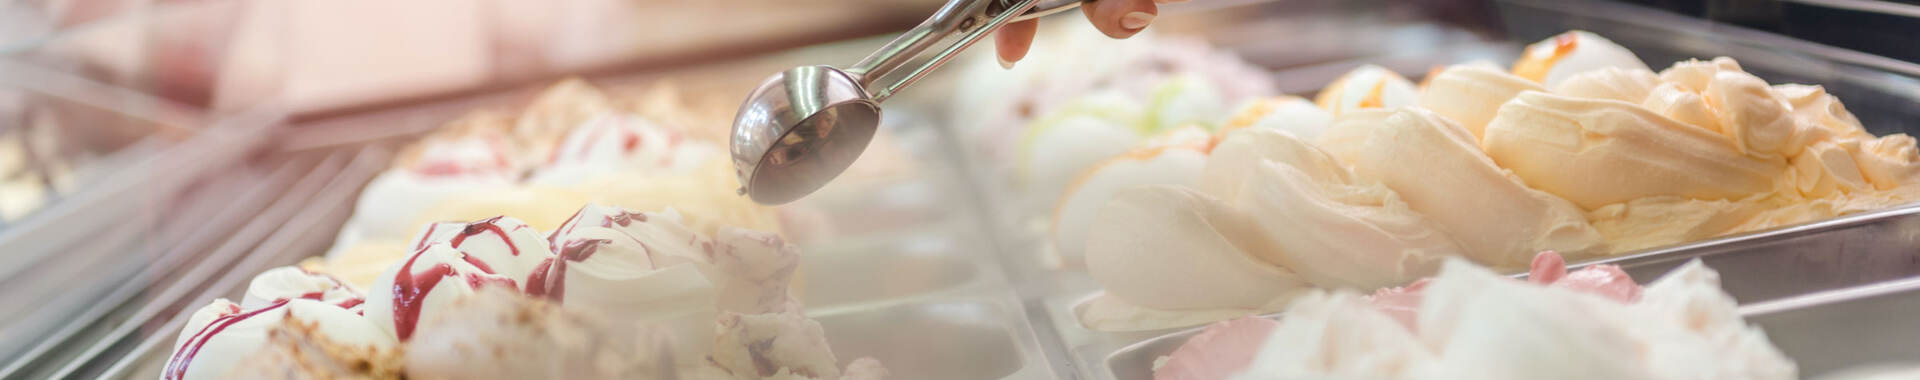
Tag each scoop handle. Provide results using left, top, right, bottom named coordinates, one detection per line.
left=848, top=0, right=1088, bottom=102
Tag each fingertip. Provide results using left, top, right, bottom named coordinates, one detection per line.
left=1084, top=0, right=1157, bottom=39
left=994, top=20, right=1040, bottom=69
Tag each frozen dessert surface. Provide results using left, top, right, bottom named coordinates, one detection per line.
left=1070, top=29, right=1920, bottom=332
left=1079, top=128, right=1461, bottom=331
left=1155, top=252, right=1795, bottom=380
left=167, top=201, right=885, bottom=380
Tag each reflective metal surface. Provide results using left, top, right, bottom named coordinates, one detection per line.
left=731, top=65, right=880, bottom=205
left=731, top=0, right=1083, bottom=205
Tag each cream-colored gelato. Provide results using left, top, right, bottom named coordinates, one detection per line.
left=1483, top=91, right=1786, bottom=209
left=1073, top=31, right=1920, bottom=332
left=1417, top=64, right=1544, bottom=138
left=1317, top=108, right=1603, bottom=266
left=1051, top=127, right=1212, bottom=266
left=1079, top=128, right=1460, bottom=331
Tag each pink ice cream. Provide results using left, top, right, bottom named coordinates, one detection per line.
left=1154, top=251, right=1644, bottom=379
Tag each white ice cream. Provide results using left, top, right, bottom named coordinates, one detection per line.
left=162, top=299, right=392, bottom=380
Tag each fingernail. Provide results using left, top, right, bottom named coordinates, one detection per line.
left=1121, top=12, right=1154, bottom=31
left=998, top=56, right=1016, bottom=69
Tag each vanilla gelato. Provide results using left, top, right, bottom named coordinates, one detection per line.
left=1071, top=31, right=1920, bottom=331
left=1050, top=127, right=1212, bottom=266
left=242, top=266, right=366, bottom=311
left=1318, top=108, right=1604, bottom=266
left=1079, top=128, right=1461, bottom=331
left=163, top=299, right=393, bottom=380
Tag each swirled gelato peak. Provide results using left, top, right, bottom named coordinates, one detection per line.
left=243, top=266, right=365, bottom=311
left=1078, top=128, right=1461, bottom=331
left=364, top=242, right=520, bottom=340
left=1511, top=30, right=1649, bottom=87
left=1315, top=65, right=1418, bottom=117
left=410, top=215, right=554, bottom=286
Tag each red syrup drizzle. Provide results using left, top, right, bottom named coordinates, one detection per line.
left=548, top=207, right=590, bottom=247
left=449, top=216, right=521, bottom=256
left=164, top=300, right=290, bottom=380
left=389, top=247, right=516, bottom=340
left=603, top=210, right=648, bottom=227
left=413, top=222, right=446, bottom=251
left=526, top=238, right=612, bottom=302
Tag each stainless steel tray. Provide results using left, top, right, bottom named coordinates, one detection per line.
left=1020, top=0, right=1920, bottom=379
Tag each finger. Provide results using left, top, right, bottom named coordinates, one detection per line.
left=1082, top=0, right=1158, bottom=39
left=994, top=20, right=1040, bottom=69
left=1154, top=0, right=1190, bottom=3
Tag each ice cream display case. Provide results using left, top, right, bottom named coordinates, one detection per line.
left=7, top=0, right=1920, bottom=379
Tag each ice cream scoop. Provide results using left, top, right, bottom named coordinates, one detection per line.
left=731, top=0, right=1086, bottom=204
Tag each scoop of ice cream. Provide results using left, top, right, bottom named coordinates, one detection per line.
left=1551, top=67, right=1660, bottom=103
left=1051, top=126, right=1211, bottom=266
left=709, top=311, right=847, bottom=380
left=1184, top=256, right=1790, bottom=380
left=333, top=135, right=520, bottom=246
left=527, top=112, right=716, bottom=186
left=1417, top=64, right=1544, bottom=138
left=1154, top=317, right=1280, bottom=380
left=1315, top=65, right=1418, bottom=117
left=1843, top=135, right=1920, bottom=192
left=243, top=266, right=365, bottom=311
left=706, top=227, right=805, bottom=314
left=1081, top=129, right=1460, bottom=330
left=1219, top=96, right=1333, bottom=139
left=410, top=215, right=555, bottom=285
left=163, top=299, right=393, bottom=380
left=1511, top=30, right=1649, bottom=87
left=512, top=79, right=618, bottom=162
left=1775, top=84, right=1870, bottom=141
left=1016, top=91, right=1148, bottom=199
left=404, top=287, right=677, bottom=380
left=364, top=242, right=520, bottom=340
left=533, top=207, right=720, bottom=363
left=1317, top=107, right=1603, bottom=266
left=1145, top=74, right=1230, bottom=130
left=1482, top=91, right=1787, bottom=209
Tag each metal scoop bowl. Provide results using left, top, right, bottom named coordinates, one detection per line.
left=731, top=0, right=1084, bottom=204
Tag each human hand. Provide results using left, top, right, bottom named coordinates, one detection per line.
left=992, top=0, right=1187, bottom=68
